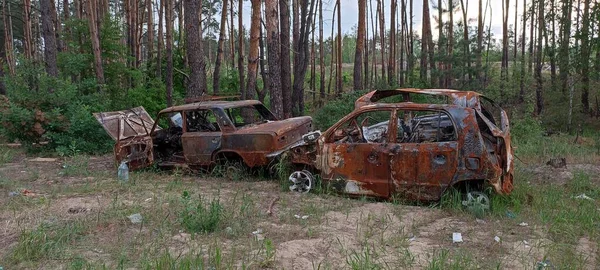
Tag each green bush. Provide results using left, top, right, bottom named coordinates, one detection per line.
left=312, top=90, right=367, bottom=130
left=178, top=191, right=224, bottom=234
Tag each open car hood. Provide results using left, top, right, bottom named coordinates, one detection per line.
left=93, top=106, right=160, bottom=141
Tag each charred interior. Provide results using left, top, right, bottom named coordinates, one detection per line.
left=333, top=110, right=456, bottom=144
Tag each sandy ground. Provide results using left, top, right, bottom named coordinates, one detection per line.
left=1, top=152, right=599, bottom=269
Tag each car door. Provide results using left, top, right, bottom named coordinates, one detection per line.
left=181, top=109, right=223, bottom=166
left=321, top=109, right=395, bottom=198
left=93, top=106, right=159, bottom=170
left=389, top=109, right=458, bottom=201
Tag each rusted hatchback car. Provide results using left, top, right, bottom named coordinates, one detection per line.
left=94, top=99, right=312, bottom=171
left=289, top=89, right=514, bottom=203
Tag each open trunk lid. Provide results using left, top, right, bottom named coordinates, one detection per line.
left=93, top=106, right=159, bottom=141
left=93, top=107, right=159, bottom=170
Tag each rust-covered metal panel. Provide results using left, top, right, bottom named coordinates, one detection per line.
left=292, top=88, right=514, bottom=202
left=182, top=132, right=222, bottom=165
left=93, top=106, right=158, bottom=141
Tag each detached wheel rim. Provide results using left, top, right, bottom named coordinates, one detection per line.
left=226, top=165, right=241, bottom=180
left=289, top=170, right=313, bottom=193
left=463, top=191, right=491, bottom=213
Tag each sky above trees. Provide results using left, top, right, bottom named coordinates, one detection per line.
left=234, top=0, right=511, bottom=38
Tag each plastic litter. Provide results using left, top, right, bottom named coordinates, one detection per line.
left=519, top=222, right=529, bottom=227
left=573, top=194, right=594, bottom=201
left=452, top=232, right=463, bottom=243
left=8, top=191, right=18, bottom=197
left=252, top=228, right=263, bottom=235
left=536, top=260, right=553, bottom=269
left=494, top=236, right=501, bottom=243
left=408, top=236, right=416, bottom=242
left=505, top=211, right=516, bottom=219
left=128, top=213, right=143, bottom=224
left=301, top=215, right=309, bottom=220
left=118, top=161, right=129, bottom=182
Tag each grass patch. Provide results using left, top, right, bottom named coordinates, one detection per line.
left=60, top=155, right=91, bottom=177
left=178, top=191, right=224, bottom=234
left=0, top=146, right=15, bottom=164
left=426, top=249, right=479, bottom=270
left=8, top=221, right=85, bottom=264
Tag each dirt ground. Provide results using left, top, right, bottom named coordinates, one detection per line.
left=0, top=148, right=599, bottom=269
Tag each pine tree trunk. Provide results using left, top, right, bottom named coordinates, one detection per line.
left=51, top=0, right=64, bottom=52
left=447, top=0, right=454, bottom=88
left=364, top=0, right=369, bottom=89
left=354, top=0, right=366, bottom=90
left=336, top=0, right=342, bottom=96
left=291, top=0, right=315, bottom=116
left=534, top=0, right=544, bottom=115
left=437, top=0, right=444, bottom=87
left=157, top=0, right=163, bottom=78
left=519, top=0, right=527, bottom=101
left=184, top=0, right=207, bottom=98
left=87, top=0, right=105, bottom=85
left=387, top=0, right=396, bottom=85
left=319, top=0, right=325, bottom=106
left=213, top=0, right=228, bottom=94
left=246, top=0, right=260, bottom=100
left=3, top=0, right=15, bottom=76
left=476, top=0, right=483, bottom=83
left=580, top=0, right=590, bottom=113
left=229, top=1, right=235, bottom=69
left=501, top=0, right=509, bottom=85
left=258, top=23, right=268, bottom=103
left=146, top=0, right=154, bottom=62
left=408, top=0, right=413, bottom=84
left=165, top=0, right=173, bottom=106
left=41, top=0, right=59, bottom=79
left=280, top=0, right=292, bottom=118
left=420, top=0, right=432, bottom=82
left=460, top=0, right=470, bottom=82
left=528, top=1, right=535, bottom=74
left=513, top=0, right=518, bottom=78
left=265, top=0, right=283, bottom=118
left=549, top=0, right=556, bottom=88
left=377, top=0, right=386, bottom=83
left=23, top=0, right=33, bottom=59
left=237, top=0, right=245, bottom=100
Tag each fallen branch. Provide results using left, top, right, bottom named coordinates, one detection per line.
left=266, top=196, right=280, bottom=216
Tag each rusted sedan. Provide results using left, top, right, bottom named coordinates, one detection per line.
left=94, top=99, right=313, bottom=171
left=289, top=89, right=513, bottom=205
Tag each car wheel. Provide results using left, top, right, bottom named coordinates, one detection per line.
left=289, top=170, right=314, bottom=193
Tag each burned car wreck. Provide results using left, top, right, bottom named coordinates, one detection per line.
left=289, top=89, right=514, bottom=202
left=94, top=99, right=312, bottom=171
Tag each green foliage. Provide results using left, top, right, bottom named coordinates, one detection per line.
left=178, top=191, right=224, bottom=234
left=313, top=90, right=368, bottom=130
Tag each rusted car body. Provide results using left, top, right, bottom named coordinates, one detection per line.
left=95, top=100, right=312, bottom=170
left=290, top=89, right=514, bottom=201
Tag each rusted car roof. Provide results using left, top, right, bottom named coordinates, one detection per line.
left=355, top=88, right=483, bottom=108
left=158, top=100, right=263, bottom=114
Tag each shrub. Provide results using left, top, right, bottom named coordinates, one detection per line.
left=312, top=90, right=367, bottom=130
left=178, top=191, right=224, bottom=234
